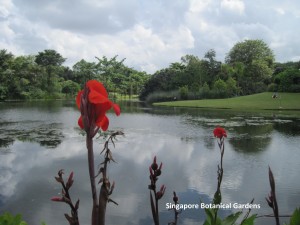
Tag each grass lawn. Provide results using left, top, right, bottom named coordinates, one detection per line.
left=154, top=92, right=300, bottom=111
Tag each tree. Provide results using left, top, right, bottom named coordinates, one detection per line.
left=35, top=49, right=66, bottom=94
left=213, top=79, right=227, bottom=97
left=0, top=50, right=14, bottom=100
left=95, top=55, right=125, bottom=90
left=180, top=55, right=202, bottom=87
left=139, top=68, right=174, bottom=100
left=62, top=80, right=80, bottom=96
left=274, top=68, right=300, bottom=92
left=73, top=59, right=97, bottom=86
left=35, top=49, right=65, bottom=67
left=225, top=39, right=275, bottom=94
left=202, top=49, right=222, bottom=86
left=226, top=77, right=238, bottom=97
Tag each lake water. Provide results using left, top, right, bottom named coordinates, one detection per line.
left=0, top=100, right=300, bottom=225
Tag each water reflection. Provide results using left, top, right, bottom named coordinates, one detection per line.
left=0, top=101, right=299, bottom=225
left=230, top=124, right=273, bottom=153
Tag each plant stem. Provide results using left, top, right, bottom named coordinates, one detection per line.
left=86, top=134, right=99, bottom=225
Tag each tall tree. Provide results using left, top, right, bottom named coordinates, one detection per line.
left=73, top=59, right=97, bottom=87
left=0, top=50, right=14, bottom=99
left=225, top=40, right=275, bottom=94
left=35, top=49, right=66, bottom=93
left=202, top=49, right=222, bottom=86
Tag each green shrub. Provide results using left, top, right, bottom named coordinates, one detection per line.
left=267, top=83, right=278, bottom=92
left=179, top=85, right=189, bottom=100
left=0, top=212, right=28, bottom=225
left=146, top=90, right=179, bottom=103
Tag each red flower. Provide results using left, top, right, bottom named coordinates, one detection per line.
left=76, top=80, right=120, bottom=131
left=213, top=127, right=227, bottom=138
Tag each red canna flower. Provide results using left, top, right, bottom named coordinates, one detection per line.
left=76, top=80, right=120, bottom=131
left=213, top=127, right=227, bottom=138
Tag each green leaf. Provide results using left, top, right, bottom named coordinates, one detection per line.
left=221, top=211, right=242, bottom=225
left=289, top=208, right=300, bottom=225
left=241, top=214, right=257, bottom=225
left=203, top=208, right=223, bottom=225
left=204, top=208, right=215, bottom=223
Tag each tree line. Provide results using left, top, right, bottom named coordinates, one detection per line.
left=140, top=39, right=300, bottom=102
left=0, top=49, right=149, bottom=101
left=1, top=39, right=299, bottom=102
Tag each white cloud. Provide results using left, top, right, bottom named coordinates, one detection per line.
left=189, top=0, right=212, bottom=13
left=0, top=0, right=299, bottom=73
left=274, top=7, right=285, bottom=15
left=221, top=0, right=245, bottom=15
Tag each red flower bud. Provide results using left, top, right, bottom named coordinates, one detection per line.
left=149, top=166, right=154, bottom=177
left=156, top=191, right=163, bottom=199
left=66, top=171, right=74, bottom=190
left=67, top=171, right=74, bottom=184
left=151, top=162, right=158, bottom=171
left=151, top=156, right=158, bottom=170
left=159, top=162, right=163, bottom=170
left=51, top=196, right=64, bottom=202
left=156, top=185, right=166, bottom=200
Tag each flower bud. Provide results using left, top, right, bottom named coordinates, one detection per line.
left=156, top=185, right=166, bottom=199
left=66, top=171, right=74, bottom=189
left=151, top=156, right=158, bottom=170
left=51, top=196, right=64, bottom=202
left=173, top=191, right=178, bottom=203
left=155, top=169, right=161, bottom=176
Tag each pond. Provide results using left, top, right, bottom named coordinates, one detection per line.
left=0, top=100, right=300, bottom=225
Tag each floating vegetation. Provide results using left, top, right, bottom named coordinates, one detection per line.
left=0, top=120, right=64, bottom=149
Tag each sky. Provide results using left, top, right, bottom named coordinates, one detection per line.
left=1, top=0, right=300, bottom=74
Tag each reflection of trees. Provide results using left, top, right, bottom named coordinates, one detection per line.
left=0, top=122, right=63, bottom=148
left=229, top=124, right=273, bottom=153
left=273, top=121, right=300, bottom=136
left=0, top=135, right=14, bottom=148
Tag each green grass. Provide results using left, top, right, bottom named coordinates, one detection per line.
left=154, top=92, right=300, bottom=111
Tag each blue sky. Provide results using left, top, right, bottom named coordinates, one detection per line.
left=1, top=0, right=300, bottom=73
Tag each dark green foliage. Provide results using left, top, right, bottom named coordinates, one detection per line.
left=0, top=49, right=149, bottom=101
left=140, top=68, right=177, bottom=100
left=286, top=208, right=300, bottom=225
left=179, top=85, right=189, bottom=99
left=62, top=80, right=81, bottom=96
left=225, top=40, right=275, bottom=95
left=0, top=212, right=47, bottom=225
left=274, top=68, right=300, bottom=92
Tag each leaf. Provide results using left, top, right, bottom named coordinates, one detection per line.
left=289, top=208, right=300, bottom=225
left=222, top=211, right=242, bottom=225
left=241, top=214, right=257, bottom=225
left=204, top=208, right=215, bottom=222
left=108, top=150, right=117, bottom=163
left=98, top=178, right=104, bottom=184
left=55, top=176, right=63, bottom=183
left=75, top=199, right=80, bottom=210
